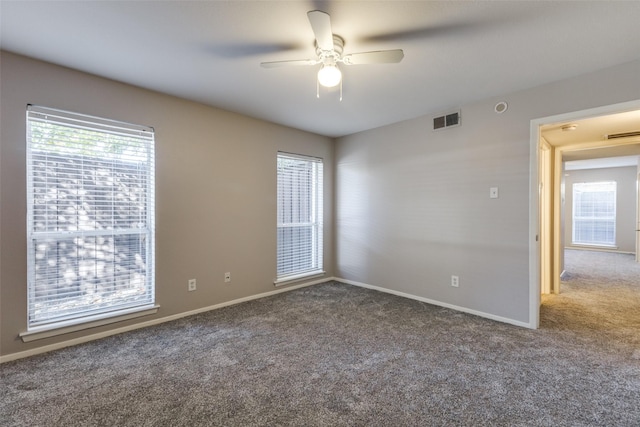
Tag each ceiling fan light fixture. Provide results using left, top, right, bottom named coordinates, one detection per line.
left=317, top=64, right=341, bottom=87
left=260, top=10, right=403, bottom=98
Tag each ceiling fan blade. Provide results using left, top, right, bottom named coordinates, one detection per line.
left=260, top=59, right=318, bottom=68
left=307, top=10, right=334, bottom=51
left=361, top=23, right=476, bottom=44
left=359, top=14, right=524, bottom=44
left=341, top=49, right=404, bottom=65
left=207, top=42, right=303, bottom=59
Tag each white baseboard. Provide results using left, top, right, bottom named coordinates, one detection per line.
left=337, top=277, right=534, bottom=329
left=0, top=276, right=336, bottom=364
left=565, top=246, right=634, bottom=255
left=2, top=275, right=533, bottom=363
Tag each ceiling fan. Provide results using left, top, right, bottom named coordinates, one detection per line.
left=260, top=10, right=404, bottom=99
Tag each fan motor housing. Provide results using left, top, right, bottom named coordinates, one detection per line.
left=316, top=35, right=344, bottom=58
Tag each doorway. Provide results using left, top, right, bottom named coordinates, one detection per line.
left=529, top=100, right=640, bottom=328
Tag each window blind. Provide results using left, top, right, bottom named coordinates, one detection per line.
left=26, top=105, right=155, bottom=329
left=276, top=152, right=323, bottom=282
left=572, top=181, right=616, bottom=246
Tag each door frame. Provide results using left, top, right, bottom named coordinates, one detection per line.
left=538, top=138, right=552, bottom=295
left=637, top=170, right=640, bottom=263
left=529, top=99, right=640, bottom=329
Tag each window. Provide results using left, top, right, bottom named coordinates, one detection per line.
left=276, top=152, right=323, bottom=283
left=572, top=181, right=616, bottom=247
left=26, top=105, right=155, bottom=330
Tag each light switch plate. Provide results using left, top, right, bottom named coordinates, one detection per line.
left=490, top=187, right=499, bottom=199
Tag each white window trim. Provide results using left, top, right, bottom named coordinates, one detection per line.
left=26, top=105, right=156, bottom=331
left=572, top=181, right=617, bottom=247
left=276, top=152, right=324, bottom=284
left=20, top=305, right=159, bottom=342
left=273, top=271, right=326, bottom=286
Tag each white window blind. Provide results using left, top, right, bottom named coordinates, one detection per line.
left=276, top=152, right=323, bottom=282
left=572, top=181, right=616, bottom=247
left=26, top=105, right=155, bottom=330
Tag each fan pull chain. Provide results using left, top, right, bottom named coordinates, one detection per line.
left=315, top=78, right=343, bottom=101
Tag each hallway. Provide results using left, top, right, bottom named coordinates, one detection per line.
left=541, top=249, right=640, bottom=357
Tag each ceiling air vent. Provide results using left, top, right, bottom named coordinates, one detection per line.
left=433, top=111, right=460, bottom=130
left=606, top=131, right=640, bottom=140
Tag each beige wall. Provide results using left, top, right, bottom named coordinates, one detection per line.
left=335, top=59, right=640, bottom=324
left=563, top=166, right=637, bottom=253
left=0, top=52, right=334, bottom=358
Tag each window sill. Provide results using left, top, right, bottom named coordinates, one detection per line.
left=19, top=305, right=160, bottom=343
left=569, top=243, right=618, bottom=250
left=274, top=271, right=326, bottom=287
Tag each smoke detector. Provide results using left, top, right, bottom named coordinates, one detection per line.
left=561, top=124, right=578, bottom=132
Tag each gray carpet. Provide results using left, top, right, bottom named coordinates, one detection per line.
left=1, top=250, right=639, bottom=426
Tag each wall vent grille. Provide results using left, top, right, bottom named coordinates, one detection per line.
left=433, top=111, right=460, bottom=130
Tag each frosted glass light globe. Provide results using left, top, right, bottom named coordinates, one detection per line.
left=317, top=65, right=342, bottom=87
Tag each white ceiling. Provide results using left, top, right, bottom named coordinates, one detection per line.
left=1, top=1, right=640, bottom=138
left=542, top=109, right=640, bottom=165
left=564, top=156, right=638, bottom=171
left=542, top=110, right=640, bottom=149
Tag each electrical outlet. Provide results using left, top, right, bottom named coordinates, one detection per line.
left=188, top=279, right=196, bottom=292
left=451, top=275, right=459, bottom=287
left=224, top=272, right=231, bottom=283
